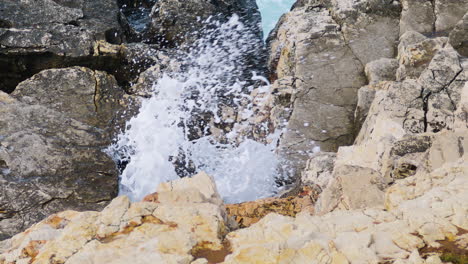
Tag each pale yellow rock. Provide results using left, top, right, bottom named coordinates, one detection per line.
left=425, top=255, right=443, bottom=264
left=96, top=196, right=130, bottom=238
left=120, top=201, right=159, bottom=227
left=392, top=233, right=425, bottom=252
left=191, top=258, right=208, bottom=264
left=34, top=211, right=100, bottom=263
left=153, top=203, right=226, bottom=248
left=156, top=188, right=208, bottom=205
left=428, top=130, right=468, bottom=170
left=157, top=171, right=223, bottom=206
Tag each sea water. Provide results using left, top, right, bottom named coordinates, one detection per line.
left=257, top=0, right=296, bottom=39
left=108, top=15, right=283, bottom=203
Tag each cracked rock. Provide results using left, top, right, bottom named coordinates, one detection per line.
left=0, top=67, right=125, bottom=239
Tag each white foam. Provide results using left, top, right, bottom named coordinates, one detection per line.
left=108, top=15, right=282, bottom=203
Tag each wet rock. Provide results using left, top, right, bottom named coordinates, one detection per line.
left=0, top=67, right=125, bottom=239
left=263, top=0, right=401, bottom=177
left=0, top=0, right=128, bottom=93
left=146, top=0, right=262, bottom=47
left=268, top=6, right=364, bottom=166
left=2, top=151, right=468, bottom=264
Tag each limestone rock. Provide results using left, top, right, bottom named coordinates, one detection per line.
left=360, top=46, right=466, bottom=143
left=449, top=12, right=468, bottom=57
left=396, top=33, right=448, bottom=81
left=0, top=67, right=125, bottom=239
left=400, top=0, right=468, bottom=36
left=0, top=0, right=127, bottom=93
left=268, top=6, right=365, bottom=167
left=400, top=0, right=435, bottom=36
left=434, top=0, right=468, bottom=33
left=263, top=0, right=401, bottom=177
left=365, top=58, right=398, bottom=85
left=2, top=153, right=467, bottom=264
left=12, top=67, right=125, bottom=131
left=315, top=165, right=385, bottom=215
left=0, top=173, right=231, bottom=264
left=147, top=0, right=262, bottom=47
left=354, top=82, right=388, bottom=134
left=225, top=185, right=320, bottom=228
left=154, top=171, right=224, bottom=206
left=301, top=152, right=336, bottom=189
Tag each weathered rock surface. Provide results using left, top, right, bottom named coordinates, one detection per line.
left=0, top=172, right=231, bottom=264
left=0, top=0, right=130, bottom=93
left=225, top=185, right=320, bottom=228
left=260, top=0, right=401, bottom=176
left=147, top=0, right=262, bottom=47
left=2, top=155, right=466, bottom=263
left=313, top=43, right=467, bottom=216
left=449, top=12, right=468, bottom=57
left=365, top=58, right=398, bottom=85
left=396, top=32, right=449, bottom=81
left=400, top=0, right=468, bottom=36
left=251, top=0, right=468, bottom=181
left=0, top=67, right=125, bottom=239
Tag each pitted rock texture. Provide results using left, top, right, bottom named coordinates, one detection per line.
left=0, top=67, right=126, bottom=239
left=147, top=0, right=262, bottom=47
left=225, top=185, right=320, bottom=228
left=260, top=0, right=401, bottom=176
left=1, top=157, right=466, bottom=263
left=251, top=0, right=468, bottom=179
left=0, top=0, right=129, bottom=93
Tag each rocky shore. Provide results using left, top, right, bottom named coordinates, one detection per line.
left=1, top=0, right=468, bottom=263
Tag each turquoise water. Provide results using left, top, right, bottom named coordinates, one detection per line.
left=257, top=0, right=296, bottom=39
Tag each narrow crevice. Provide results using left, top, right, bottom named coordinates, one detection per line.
left=92, top=71, right=100, bottom=113
left=430, top=0, right=436, bottom=34
left=422, top=90, right=432, bottom=132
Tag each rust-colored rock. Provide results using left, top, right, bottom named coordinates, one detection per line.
left=143, top=192, right=160, bottom=203
left=20, top=240, right=46, bottom=260
left=225, top=186, right=320, bottom=228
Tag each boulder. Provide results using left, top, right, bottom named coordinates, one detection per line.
left=396, top=33, right=448, bottom=81
left=0, top=67, right=125, bottom=239
left=400, top=0, right=468, bottom=36
left=449, top=12, right=468, bottom=57
left=1, top=151, right=467, bottom=264
left=0, top=172, right=231, bottom=264
left=146, top=0, right=262, bottom=47
left=263, top=0, right=401, bottom=176
left=301, top=152, right=336, bottom=189
left=365, top=58, right=398, bottom=85
left=0, top=0, right=128, bottom=93
left=354, top=82, right=388, bottom=134
left=268, top=6, right=364, bottom=166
